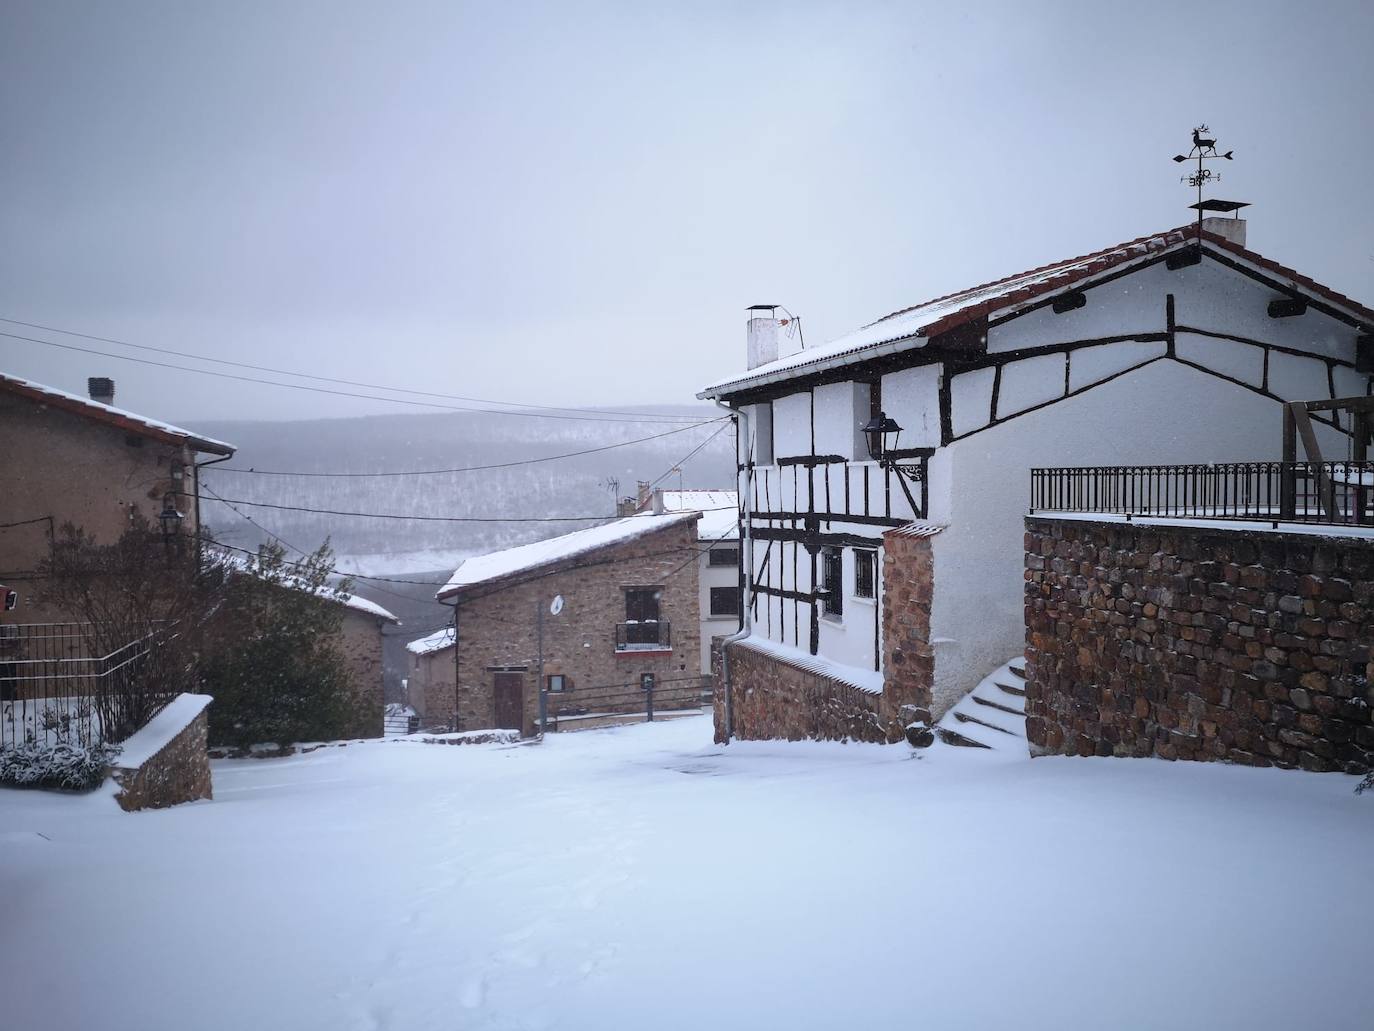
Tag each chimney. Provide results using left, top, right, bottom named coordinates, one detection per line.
left=635, top=480, right=651, bottom=509
left=1200, top=216, right=1246, bottom=248
left=87, top=377, right=115, bottom=406
left=746, top=305, right=783, bottom=370
left=651, top=489, right=665, bottom=515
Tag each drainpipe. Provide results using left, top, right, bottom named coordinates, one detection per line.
left=713, top=400, right=752, bottom=742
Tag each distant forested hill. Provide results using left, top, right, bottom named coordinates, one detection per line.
left=190, top=405, right=734, bottom=566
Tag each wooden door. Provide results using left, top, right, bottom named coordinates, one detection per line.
left=493, top=672, right=524, bottom=731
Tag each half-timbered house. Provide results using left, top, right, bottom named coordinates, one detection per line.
left=699, top=217, right=1374, bottom=743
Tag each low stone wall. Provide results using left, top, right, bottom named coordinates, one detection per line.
left=112, top=698, right=214, bottom=811
left=713, top=640, right=890, bottom=744
left=1025, top=516, right=1374, bottom=773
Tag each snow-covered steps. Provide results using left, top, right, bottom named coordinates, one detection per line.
left=935, top=658, right=1029, bottom=753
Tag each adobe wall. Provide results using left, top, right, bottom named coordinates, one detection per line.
left=0, top=393, right=198, bottom=626
left=434, top=520, right=702, bottom=736
left=1025, top=516, right=1374, bottom=773
left=338, top=608, right=386, bottom=739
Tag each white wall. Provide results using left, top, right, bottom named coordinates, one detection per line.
left=926, top=358, right=1348, bottom=717
left=773, top=391, right=811, bottom=460
left=699, top=544, right=740, bottom=674
left=881, top=364, right=941, bottom=448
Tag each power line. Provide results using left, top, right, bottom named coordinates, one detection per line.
left=646, top=421, right=731, bottom=491
left=209, top=417, right=727, bottom=477
left=0, top=329, right=706, bottom=425
left=201, top=494, right=738, bottom=524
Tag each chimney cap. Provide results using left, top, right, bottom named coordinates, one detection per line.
left=746, top=304, right=780, bottom=312
left=1189, top=199, right=1249, bottom=213
left=87, top=377, right=115, bottom=403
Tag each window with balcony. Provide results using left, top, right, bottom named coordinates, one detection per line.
left=617, top=587, right=669, bottom=650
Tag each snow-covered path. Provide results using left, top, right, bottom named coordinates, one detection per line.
left=1, top=716, right=1370, bottom=1031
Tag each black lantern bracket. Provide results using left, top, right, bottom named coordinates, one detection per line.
left=861, top=411, right=931, bottom=516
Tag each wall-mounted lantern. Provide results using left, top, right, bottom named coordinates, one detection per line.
left=159, top=494, right=184, bottom=542
left=862, top=411, right=903, bottom=461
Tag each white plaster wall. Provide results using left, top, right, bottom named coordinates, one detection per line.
left=925, top=358, right=1348, bottom=718
left=881, top=364, right=942, bottom=448
left=740, top=403, right=774, bottom=465
left=773, top=392, right=811, bottom=460
left=699, top=548, right=740, bottom=674
left=813, top=381, right=860, bottom=458
left=987, top=261, right=1174, bottom=351
left=950, top=367, right=995, bottom=437
left=996, top=352, right=1067, bottom=418
left=1067, top=340, right=1167, bottom=392
left=815, top=541, right=883, bottom=671
left=1172, top=334, right=1262, bottom=387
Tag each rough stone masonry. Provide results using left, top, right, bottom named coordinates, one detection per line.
left=1024, top=516, right=1374, bottom=774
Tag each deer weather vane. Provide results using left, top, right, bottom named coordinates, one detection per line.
left=1173, top=125, right=1237, bottom=239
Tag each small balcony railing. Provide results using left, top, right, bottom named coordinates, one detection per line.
left=1030, top=462, right=1374, bottom=527
left=614, top=620, right=671, bottom=651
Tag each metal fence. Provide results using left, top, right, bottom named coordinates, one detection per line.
left=614, top=619, right=671, bottom=651
left=0, top=622, right=174, bottom=749
left=541, top=674, right=711, bottom=733
left=1030, top=462, right=1374, bottom=527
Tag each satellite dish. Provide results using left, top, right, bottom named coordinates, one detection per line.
left=550, top=595, right=564, bottom=615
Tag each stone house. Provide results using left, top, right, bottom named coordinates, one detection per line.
left=430, top=513, right=702, bottom=735
left=624, top=487, right=740, bottom=675
left=0, top=372, right=235, bottom=625
left=698, top=218, right=1374, bottom=743
left=334, top=594, right=400, bottom=739
left=404, top=626, right=455, bottom=726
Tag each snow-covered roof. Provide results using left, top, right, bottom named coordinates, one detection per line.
left=437, top=512, right=699, bottom=598
left=637, top=489, right=738, bottom=541
left=340, top=593, right=401, bottom=624
left=0, top=371, right=236, bottom=455
left=214, top=549, right=400, bottom=623
left=698, top=225, right=1374, bottom=399
left=407, top=626, right=456, bottom=655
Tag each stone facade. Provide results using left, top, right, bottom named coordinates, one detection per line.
left=713, top=639, right=888, bottom=743
left=713, top=523, right=937, bottom=745
left=112, top=709, right=213, bottom=812
left=337, top=607, right=387, bottom=739
left=1025, top=516, right=1374, bottom=773
left=407, top=641, right=455, bottom=726
left=431, top=519, right=702, bottom=736
left=0, top=385, right=220, bottom=627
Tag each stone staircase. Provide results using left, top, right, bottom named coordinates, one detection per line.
left=934, top=658, right=1028, bottom=752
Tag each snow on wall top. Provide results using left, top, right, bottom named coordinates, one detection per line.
left=738, top=634, right=884, bottom=695
left=340, top=593, right=401, bottom=624
left=113, top=693, right=214, bottom=770
left=215, top=549, right=400, bottom=623
left=698, top=225, right=1374, bottom=400
left=407, top=626, right=455, bottom=655
left=0, top=371, right=236, bottom=455
left=437, top=512, right=699, bottom=598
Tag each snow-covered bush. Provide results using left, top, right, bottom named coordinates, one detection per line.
left=0, top=741, right=119, bottom=792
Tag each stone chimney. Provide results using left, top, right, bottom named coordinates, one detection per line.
left=1201, top=216, right=1246, bottom=248
left=651, top=489, right=665, bottom=515
left=88, top=377, right=115, bottom=406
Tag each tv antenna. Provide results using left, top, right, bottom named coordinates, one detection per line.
left=1173, top=125, right=1247, bottom=241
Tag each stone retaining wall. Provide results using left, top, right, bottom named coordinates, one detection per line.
left=713, top=640, right=889, bottom=744
left=113, top=709, right=213, bottom=811
left=1024, top=516, right=1374, bottom=773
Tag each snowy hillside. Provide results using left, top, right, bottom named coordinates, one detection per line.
left=188, top=405, right=733, bottom=563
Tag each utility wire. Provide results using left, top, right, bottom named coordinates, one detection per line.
left=209, top=417, right=727, bottom=477
left=645, top=421, right=731, bottom=492
left=0, top=314, right=696, bottom=421
left=1, top=329, right=706, bottom=425
left=201, top=496, right=738, bottom=523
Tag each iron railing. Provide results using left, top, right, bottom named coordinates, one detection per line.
left=541, top=674, right=711, bottom=732
left=0, top=622, right=174, bottom=749
left=614, top=619, right=671, bottom=651
left=1030, top=462, right=1374, bottom=527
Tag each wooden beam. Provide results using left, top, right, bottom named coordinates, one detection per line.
left=1291, top=403, right=1336, bottom=520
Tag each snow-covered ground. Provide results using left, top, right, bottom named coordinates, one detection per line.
left=1, top=716, right=1370, bottom=1031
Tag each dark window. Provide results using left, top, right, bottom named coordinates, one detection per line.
left=854, top=550, right=876, bottom=599
left=547, top=674, right=570, bottom=693
left=708, top=546, right=739, bottom=567
left=821, top=548, right=843, bottom=618
left=709, top=586, right=741, bottom=617
left=624, top=588, right=661, bottom=623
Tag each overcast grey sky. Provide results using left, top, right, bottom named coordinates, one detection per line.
left=2, top=0, right=1371, bottom=422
